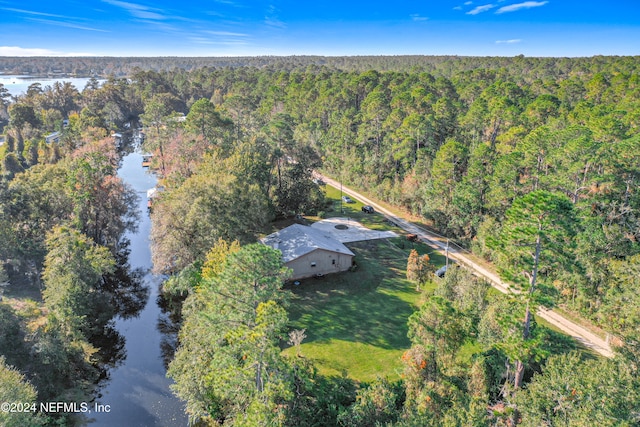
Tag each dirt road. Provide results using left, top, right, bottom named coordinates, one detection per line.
left=316, top=172, right=614, bottom=358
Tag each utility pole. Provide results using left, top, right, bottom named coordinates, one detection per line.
left=445, top=239, right=450, bottom=269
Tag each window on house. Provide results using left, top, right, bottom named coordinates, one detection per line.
left=311, top=262, right=316, bottom=267
left=332, top=259, right=336, bottom=265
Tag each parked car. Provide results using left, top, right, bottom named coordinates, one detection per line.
left=361, top=205, right=375, bottom=214
left=342, top=195, right=354, bottom=203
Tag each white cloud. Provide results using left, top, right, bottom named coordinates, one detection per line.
left=464, top=1, right=473, bottom=4
left=0, top=46, right=57, bottom=56
left=205, top=30, right=249, bottom=37
left=264, top=5, right=286, bottom=28
left=61, top=51, right=102, bottom=56
left=189, top=36, right=248, bottom=46
left=135, top=10, right=164, bottom=19
left=27, top=18, right=110, bottom=32
left=0, top=46, right=98, bottom=56
left=466, top=4, right=496, bottom=15
left=2, top=7, right=68, bottom=19
left=265, top=17, right=286, bottom=28
left=102, top=0, right=166, bottom=20
left=496, top=1, right=548, bottom=13
left=4, top=7, right=109, bottom=32
left=410, top=14, right=428, bottom=21
left=496, top=39, right=522, bottom=44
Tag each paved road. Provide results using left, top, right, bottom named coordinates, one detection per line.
left=316, top=172, right=614, bottom=358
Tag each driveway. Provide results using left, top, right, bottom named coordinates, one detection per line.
left=310, top=217, right=397, bottom=243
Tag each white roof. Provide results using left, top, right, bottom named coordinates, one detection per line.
left=261, top=224, right=355, bottom=263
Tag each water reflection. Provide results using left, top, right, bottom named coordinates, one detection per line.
left=156, top=293, right=184, bottom=370
left=93, top=323, right=127, bottom=375
left=90, top=133, right=187, bottom=426
left=102, top=239, right=150, bottom=320
left=90, top=240, right=151, bottom=376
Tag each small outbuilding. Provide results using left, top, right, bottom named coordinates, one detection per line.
left=261, top=224, right=355, bottom=280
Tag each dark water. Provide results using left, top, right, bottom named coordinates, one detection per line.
left=90, top=148, right=187, bottom=426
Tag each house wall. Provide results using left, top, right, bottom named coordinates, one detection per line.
left=286, top=248, right=353, bottom=280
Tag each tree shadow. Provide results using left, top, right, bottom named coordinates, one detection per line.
left=156, top=291, right=183, bottom=370
left=101, top=239, right=150, bottom=320
left=286, top=239, right=419, bottom=351
left=92, top=239, right=149, bottom=382
left=92, top=322, right=127, bottom=381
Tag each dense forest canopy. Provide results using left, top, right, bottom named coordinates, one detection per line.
left=0, top=55, right=639, bottom=426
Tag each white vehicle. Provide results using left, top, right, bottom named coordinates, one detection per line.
left=341, top=195, right=354, bottom=203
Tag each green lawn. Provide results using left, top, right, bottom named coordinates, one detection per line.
left=284, top=184, right=450, bottom=383
left=284, top=240, right=416, bottom=382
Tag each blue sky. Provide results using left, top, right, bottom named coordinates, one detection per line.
left=0, top=1, right=639, bottom=57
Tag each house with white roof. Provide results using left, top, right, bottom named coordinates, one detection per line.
left=261, top=224, right=355, bottom=280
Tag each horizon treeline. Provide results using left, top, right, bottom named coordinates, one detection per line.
left=1, top=54, right=640, bottom=78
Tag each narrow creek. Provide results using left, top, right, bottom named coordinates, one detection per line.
left=90, top=143, right=187, bottom=426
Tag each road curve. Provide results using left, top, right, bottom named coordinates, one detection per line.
left=316, top=172, right=614, bottom=358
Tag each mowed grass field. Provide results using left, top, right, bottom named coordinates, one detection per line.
left=282, top=184, right=446, bottom=382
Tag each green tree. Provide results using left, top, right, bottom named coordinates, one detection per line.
left=29, top=315, right=101, bottom=403
left=46, top=81, right=80, bottom=117
left=185, top=98, right=233, bottom=146
left=407, top=296, right=466, bottom=384
left=544, top=126, right=600, bottom=204
left=448, top=142, right=494, bottom=238
left=514, top=352, right=640, bottom=426
left=423, top=138, right=469, bottom=231
left=337, top=378, right=403, bottom=427
left=0, top=304, right=29, bottom=369
left=392, top=112, right=433, bottom=171
left=65, top=143, right=138, bottom=249
left=600, top=254, right=640, bottom=368
left=0, top=82, right=10, bottom=125
left=140, top=92, right=181, bottom=175
left=168, top=244, right=293, bottom=425
left=0, top=357, right=43, bottom=427
left=406, top=249, right=431, bottom=291
left=1, top=163, right=72, bottom=264
left=1, top=152, right=25, bottom=179
left=490, top=190, right=577, bottom=389
left=434, top=266, right=489, bottom=334
left=42, top=226, right=115, bottom=337
left=150, top=156, right=271, bottom=273
left=8, top=103, right=39, bottom=130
